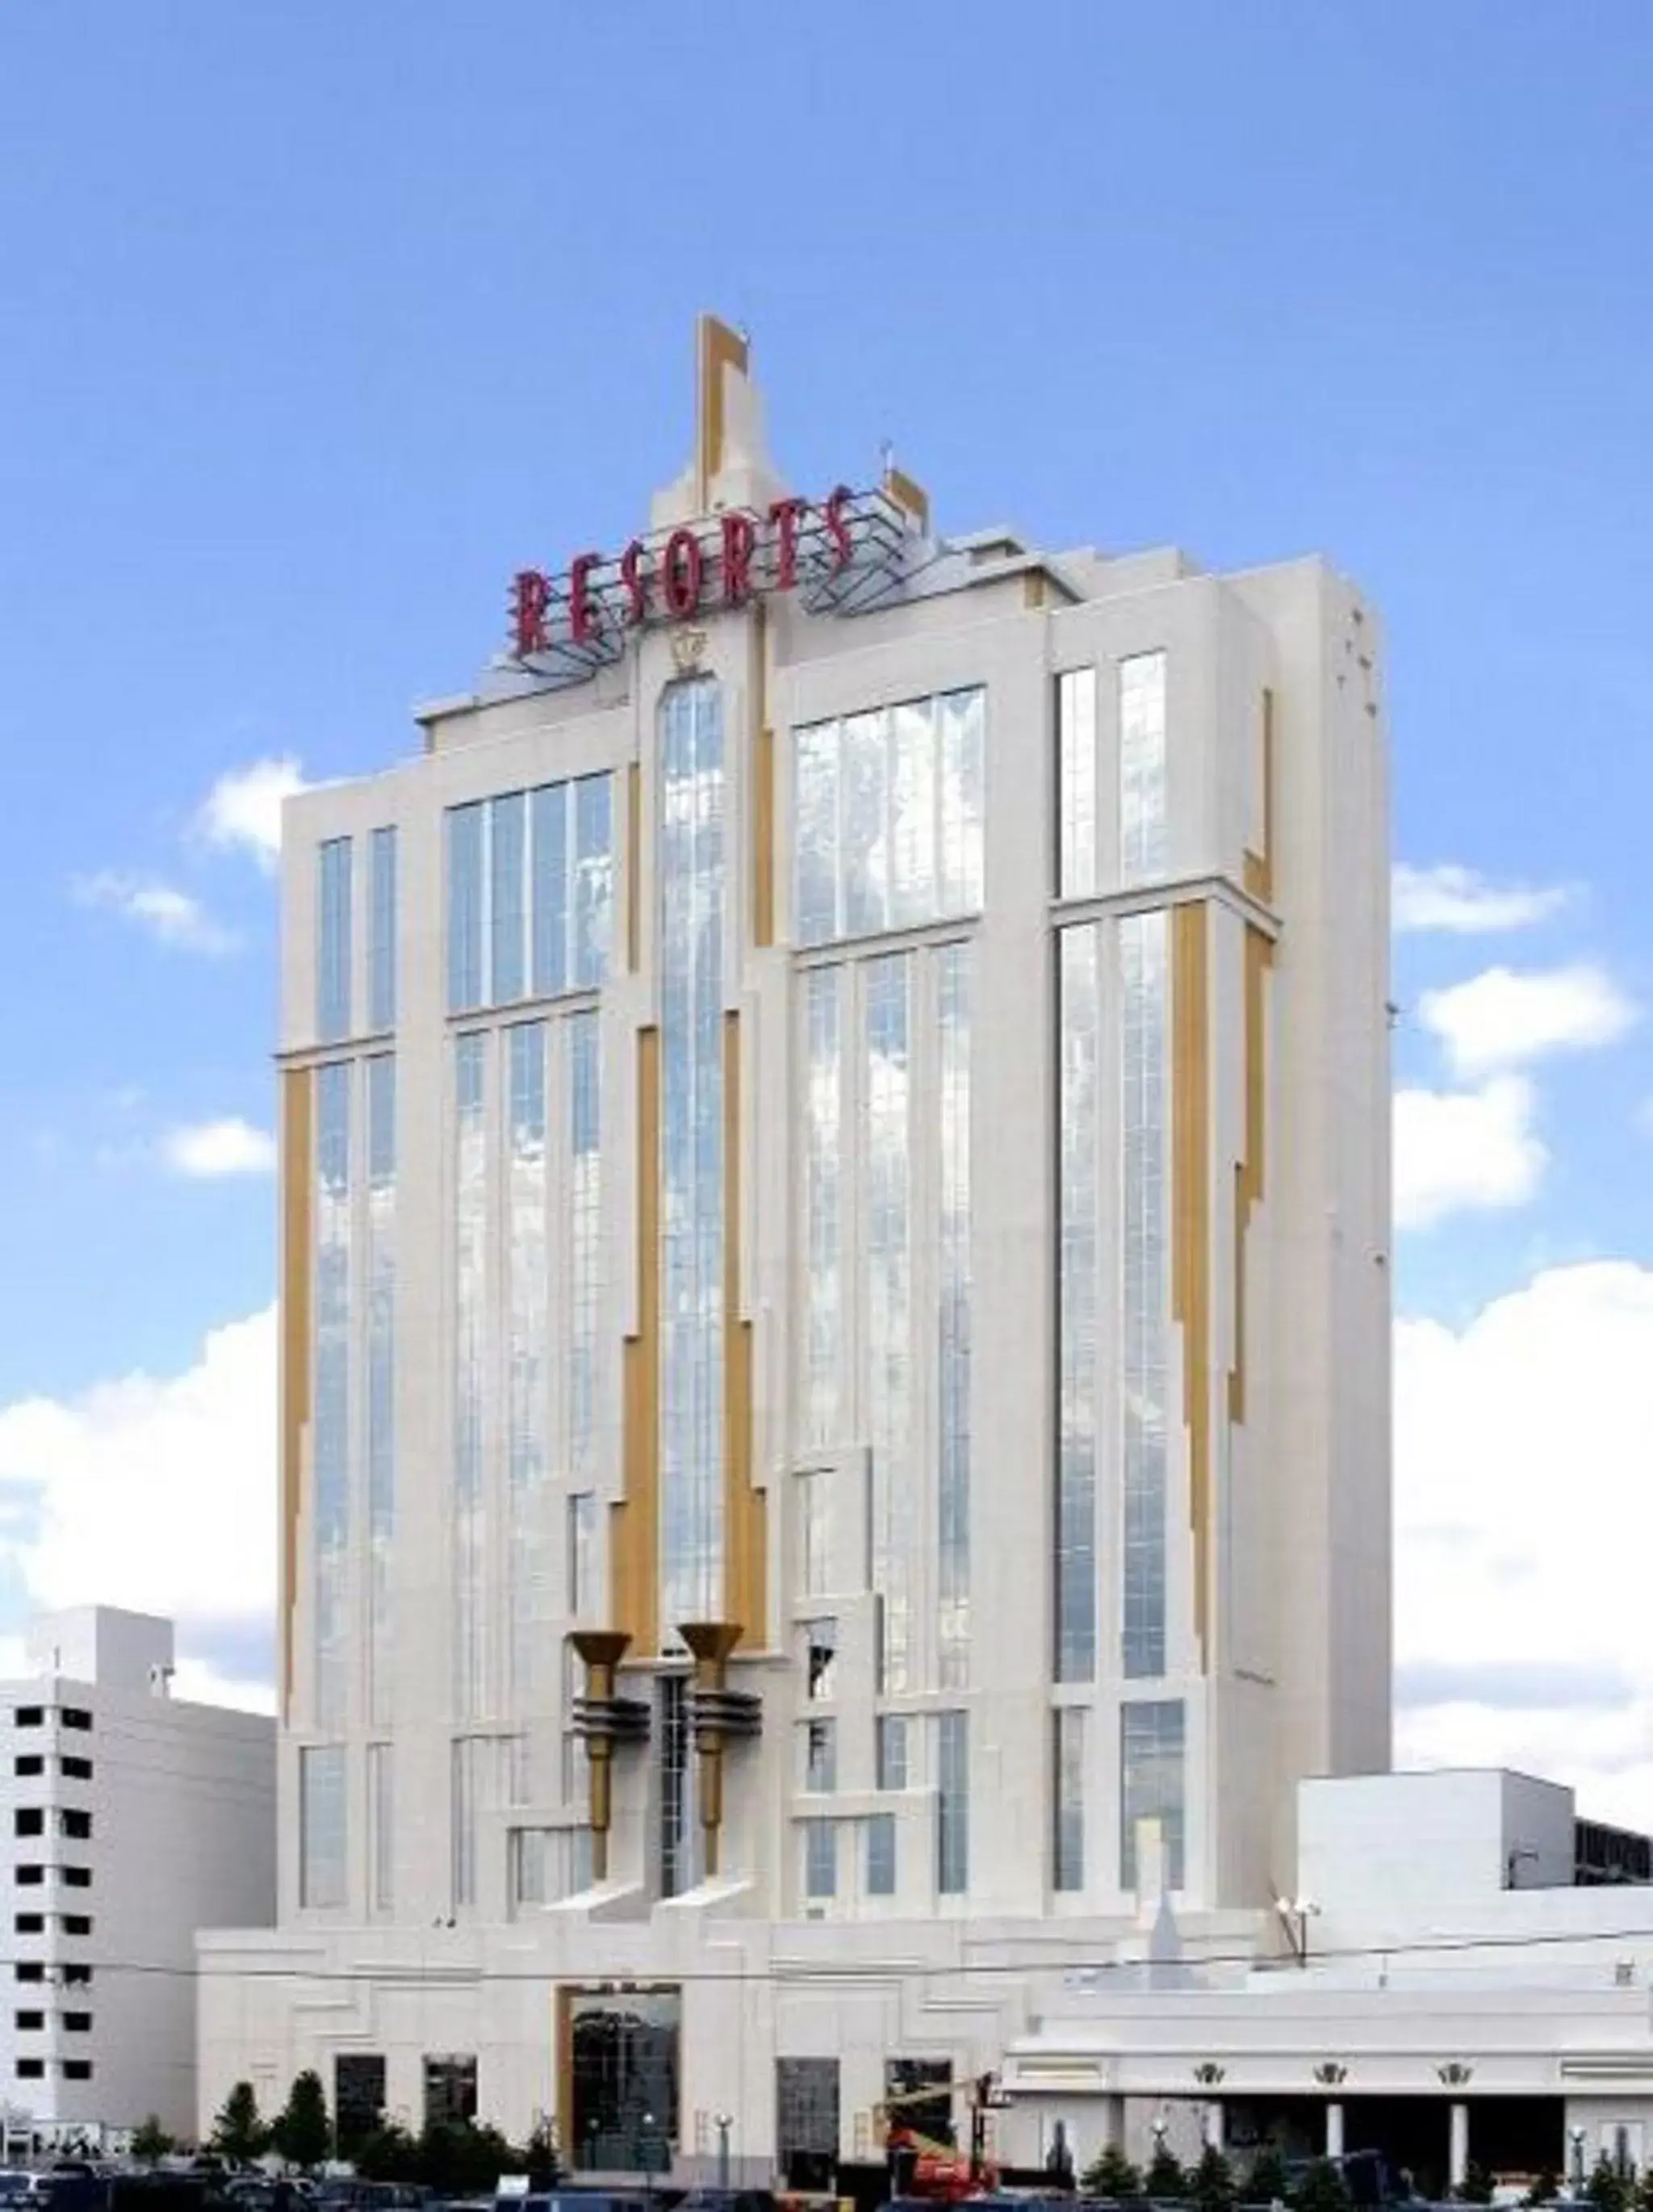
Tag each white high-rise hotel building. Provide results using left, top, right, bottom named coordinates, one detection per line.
left=200, top=322, right=1391, bottom=2172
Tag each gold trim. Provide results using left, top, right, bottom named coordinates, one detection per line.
left=882, top=463, right=930, bottom=534
left=279, top=1066, right=313, bottom=1720
left=1171, top=903, right=1212, bottom=1669
left=723, top=1012, right=767, bottom=1643
left=613, top=1028, right=661, bottom=1654
left=626, top=761, right=642, bottom=974
left=1243, top=688, right=1275, bottom=902
left=1228, top=926, right=1273, bottom=1424
left=696, top=314, right=749, bottom=511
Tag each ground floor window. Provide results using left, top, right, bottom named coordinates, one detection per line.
left=777, top=2058, right=839, bottom=2191
left=423, top=2053, right=477, bottom=2129
left=885, top=2059, right=954, bottom=2148
left=336, top=2054, right=387, bottom=2153
left=568, top=1986, right=679, bottom=2173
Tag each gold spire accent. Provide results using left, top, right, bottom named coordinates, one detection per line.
left=695, top=314, right=750, bottom=511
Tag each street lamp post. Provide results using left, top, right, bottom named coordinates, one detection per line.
left=714, top=2113, right=733, bottom=2193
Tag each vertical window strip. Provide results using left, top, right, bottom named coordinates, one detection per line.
left=865, top=1814, right=897, bottom=1897
left=568, top=1494, right=595, bottom=1617
left=366, top=1054, right=396, bottom=1729
left=1121, top=1697, right=1186, bottom=1892
left=865, top=953, right=912, bottom=1694
left=453, top=1034, right=488, bottom=1721
left=530, top=781, right=569, bottom=998
left=935, top=1711, right=969, bottom=1896
left=317, top=837, right=354, bottom=1043
left=1119, top=651, right=1168, bottom=884
left=1053, top=1707, right=1086, bottom=1893
left=369, top=826, right=398, bottom=1031
left=450, top=1737, right=485, bottom=1909
left=1057, top=668, right=1098, bottom=899
left=659, top=1674, right=701, bottom=1897
left=491, top=793, right=528, bottom=1006
left=797, top=1468, right=829, bottom=1597
left=568, top=1010, right=601, bottom=1478
left=573, top=773, right=615, bottom=987
left=793, top=686, right=985, bottom=949
left=1121, top=911, right=1169, bottom=1680
left=447, top=805, right=485, bottom=1014
left=936, top=945, right=971, bottom=1690
left=1056, top=928, right=1099, bottom=1682
left=875, top=1715, right=908, bottom=1792
left=804, top=1817, right=836, bottom=1900
left=506, top=1022, right=550, bottom=1710
left=299, top=1745, right=347, bottom=1909
left=659, top=681, right=726, bottom=1633
left=367, top=1742, right=393, bottom=1912
left=313, top=1062, right=351, bottom=1732
left=801, top=966, right=843, bottom=1452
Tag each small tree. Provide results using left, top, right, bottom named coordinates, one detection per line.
left=1247, top=2145, right=1290, bottom=2204
left=1289, top=2160, right=1352, bottom=2212
left=1587, top=2156, right=1632, bottom=2212
left=1145, top=2141, right=1187, bottom=2202
left=354, top=2122, right=421, bottom=2185
left=1190, top=2145, right=1236, bottom=2212
left=1457, top=2163, right=1495, bottom=2206
left=129, top=2118, right=175, bottom=2163
left=521, top=2119, right=562, bottom=2189
left=1082, top=2144, right=1144, bottom=2198
left=1632, top=2164, right=1653, bottom=2212
left=272, top=2071, right=332, bottom=2172
left=1525, top=2172, right=1559, bottom=2208
left=211, top=2082, right=270, bottom=2164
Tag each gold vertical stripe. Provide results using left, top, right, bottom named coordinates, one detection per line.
left=613, top=1027, right=661, bottom=1654
left=1243, top=687, right=1275, bottom=902
left=1228, top=926, right=1274, bottom=1423
left=696, top=314, right=749, bottom=510
left=1171, top=902, right=1212, bottom=1670
left=279, top=1066, right=313, bottom=1720
left=626, top=761, right=642, bottom=974
left=723, top=1012, right=767, bottom=1643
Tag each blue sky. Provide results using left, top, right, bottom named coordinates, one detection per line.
left=2, top=3, right=1652, bottom=1799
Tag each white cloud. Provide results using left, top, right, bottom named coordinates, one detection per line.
left=1396, top=1262, right=1653, bottom=1827
left=1420, top=961, right=1637, bottom=1079
left=1393, top=1074, right=1547, bottom=1230
left=0, top=1308, right=275, bottom=1715
left=195, top=756, right=311, bottom=870
left=1392, top=863, right=1571, bottom=936
left=72, top=871, right=238, bottom=957
left=160, top=1118, right=276, bottom=1179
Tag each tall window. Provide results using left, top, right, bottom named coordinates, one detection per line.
left=317, top=837, right=353, bottom=1042
left=659, top=680, right=726, bottom=1630
left=1121, top=911, right=1169, bottom=1679
left=567, top=1494, right=595, bottom=1618
left=796, top=1469, right=829, bottom=1597
left=569, top=1011, right=601, bottom=1476
left=450, top=1737, right=491, bottom=1910
left=936, top=945, right=972, bottom=1688
left=793, top=687, right=984, bottom=945
left=446, top=775, right=614, bottom=1014
left=506, top=1023, right=551, bottom=1709
left=935, top=1711, right=969, bottom=1896
left=801, top=1720, right=837, bottom=1794
left=1055, top=928, right=1099, bottom=1681
left=453, top=1035, right=488, bottom=1720
left=875, top=1716, right=908, bottom=1791
left=800, top=966, right=844, bottom=1451
left=865, top=1814, right=897, bottom=1898
left=1119, top=651, right=1168, bottom=883
left=1056, top=668, right=1099, bottom=898
left=313, top=1062, right=351, bottom=1730
left=367, top=1742, right=392, bottom=1914
left=299, top=1746, right=346, bottom=1909
left=366, top=1054, right=395, bottom=1727
left=804, top=1818, right=836, bottom=1900
left=369, top=826, right=397, bottom=1031
left=865, top=953, right=913, bottom=1692
left=1053, top=1708, right=1085, bottom=1893
left=1121, top=1698, right=1185, bottom=1892
left=659, top=1674, right=700, bottom=1897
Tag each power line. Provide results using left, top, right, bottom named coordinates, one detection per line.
left=16, top=1912, right=1653, bottom=1986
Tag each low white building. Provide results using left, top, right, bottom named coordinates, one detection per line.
left=2, top=1607, right=274, bottom=2147
left=999, top=1769, right=1653, bottom=2197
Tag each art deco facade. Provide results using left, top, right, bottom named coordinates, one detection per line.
left=200, top=324, right=1391, bottom=2168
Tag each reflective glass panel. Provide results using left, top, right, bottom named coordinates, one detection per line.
left=800, top=967, right=843, bottom=1452
left=317, top=837, right=353, bottom=1043
left=366, top=1054, right=395, bottom=1728
left=299, top=1745, right=347, bottom=1909
left=864, top=953, right=912, bottom=1693
left=936, top=945, right=972, bottom=1689
left=313, top=1061, right=351, bottom=1730
left=1121, top=1697, right=1185, bottom=1892
left=446, top=805, right=485, bottom=1013
left=491, top=791, right=527, bottom=1005
left=506, top=1022, right=550, bottom=1708
left=1053, top=1707, right=1085, bottom=1892
left=453, top=1034, right=488, bottom=1719
left=1119, top=651, right=1168, bottom=884
left=865, top=1814, right=896, bottom=1898
left=530, top=781, right=568, bottom=998
left=572, top=773, right=614, bottom=988
left=1056, top=927, right=1099, bottom=1682
left=1057, top=668, right=1098, bottom=899
left=1121, top=911, right=1169, bottom=1679
left=369, top=825, right=397, bottom=1031
left=935, top=1711, right=969, bottom=1896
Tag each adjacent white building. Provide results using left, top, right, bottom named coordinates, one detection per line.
left=2, top=1607, right=274, bottom=2145
left=199, top=318, right=1392, bottom=2172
